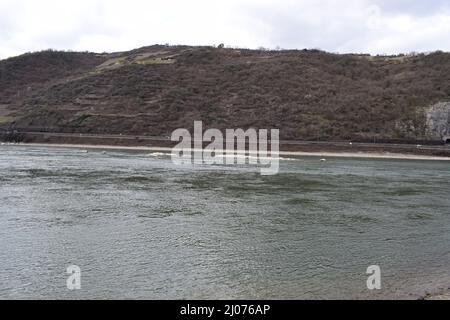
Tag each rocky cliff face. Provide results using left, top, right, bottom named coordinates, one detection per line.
left=426, top=102, right=450, bottom=140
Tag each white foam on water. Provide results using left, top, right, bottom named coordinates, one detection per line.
left=147, top=152, right=170, bottom=157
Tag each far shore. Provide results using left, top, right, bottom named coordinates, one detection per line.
left=4, top=142, right=450, bottom=161
left=425, top=293, right=450, bottom=300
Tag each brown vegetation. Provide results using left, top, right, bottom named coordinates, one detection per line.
left=1, top=46, right=450, bottom=142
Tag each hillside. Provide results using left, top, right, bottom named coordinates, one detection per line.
left=1, top=45, right=450, bottom=142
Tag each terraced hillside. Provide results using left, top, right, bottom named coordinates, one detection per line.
left=1, top=46, right=450, bottom=142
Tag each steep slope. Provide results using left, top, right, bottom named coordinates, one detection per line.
left=1, top=45, right=450, bottom=142
left=0, top=50, right=107, bottom=102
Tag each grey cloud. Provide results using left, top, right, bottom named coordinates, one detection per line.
left=1, top=0, right=450, bottom=59
left=373, top=0, right=450, bottom=16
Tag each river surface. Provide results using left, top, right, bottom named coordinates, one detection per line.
left=0, top=145, right=449, bottom=299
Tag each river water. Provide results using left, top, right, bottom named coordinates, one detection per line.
left=0, top=145, right=449, bottom=299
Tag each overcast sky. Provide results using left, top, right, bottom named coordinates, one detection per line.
left=1, top=0, right=450, bottom=59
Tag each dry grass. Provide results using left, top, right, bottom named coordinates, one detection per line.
left=0, top=116, right=14, bottom=124
left=136, top=57, right=175, bottom=65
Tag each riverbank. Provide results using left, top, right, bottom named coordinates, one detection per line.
left=3, top=131, right=450, bottom=158
left=4, top=142, right=450, bottom=161
left=425, top=293, right=450, bottom=300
